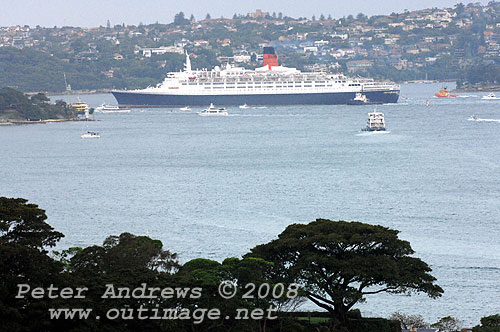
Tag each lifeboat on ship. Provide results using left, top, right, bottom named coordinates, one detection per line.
left=435, top=87, right=458, bottom=98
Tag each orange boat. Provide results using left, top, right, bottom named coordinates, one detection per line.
left=435, top=87, right=458, bottom=98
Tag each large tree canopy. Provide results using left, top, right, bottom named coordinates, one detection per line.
left=247, top=219, right=443, bottom=325
left=0, top=197, right=64, bottom=250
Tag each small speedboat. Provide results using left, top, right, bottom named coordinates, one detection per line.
left=197, top=103, right=228, bottom=116
left=468, top=115, right=478, bottom=121
left=239, top=104, right=250, bottom=109
left=81, top=131, right=100, bottom=138
left=482, top=93, right=500, bottom=100
left=180, top=106, right=191, bottom=111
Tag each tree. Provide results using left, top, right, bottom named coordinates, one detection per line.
left=319, top=14, right=325, bottom=21
left=174, top=12, right=189, bottom=25
left=455, top=2, right=465, bottom=15
left=328, top=14, right=332, bottom=20
left=189, top=14, right=195, bottom=22
left=205, top=13, right=211, bottom=20
left=30, top=92, right=50, bottom=104
left=473, top=314, right=500, bottom=332
left=356, top=13, right=367, bottom=21
left=390, top=312, right=428, bottom=330
left=312, top=15, right=316, bottom=21
left=70, top=232, right=180, bottom=274
left=431, top=316, right=463, bottom=332
left=0, top=197, right=64, bottom=250
left=0, top=197, right=66, bottom=331
left=247, top=219, right=443, bottom=327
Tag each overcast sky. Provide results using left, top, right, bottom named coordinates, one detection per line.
left=0, top=0, right=492, bottom=28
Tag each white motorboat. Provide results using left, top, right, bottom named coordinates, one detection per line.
left=239, top=104, right=250, bottom=109
left=95, top=104, right=131, bottom=113
left=180, top=106, right=191, bottom=111
left=362, top=109, right=386, bottom=131
left=197, top=103, right=228, bottom=116
left=81, top=131, right=100, bottom=138
left=482, top=93, right=500, bottom=100
left=468, top=115, right=478, bottom=121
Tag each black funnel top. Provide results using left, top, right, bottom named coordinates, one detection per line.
left=263, top=47, right=275, bottom=55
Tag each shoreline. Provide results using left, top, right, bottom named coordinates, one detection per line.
left=29, top=89, right=113, bottom=96
left=453, top=85, right=500, bottom=92
left=0, top=118, right=90, bottom=126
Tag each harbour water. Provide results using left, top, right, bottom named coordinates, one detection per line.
left=1, top=83, right=499, bottom=326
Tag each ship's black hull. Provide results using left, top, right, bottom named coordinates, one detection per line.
left=112, top=90, right=399, bottom=107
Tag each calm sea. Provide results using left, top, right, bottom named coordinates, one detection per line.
left=1, top=83, right=499, bottom=326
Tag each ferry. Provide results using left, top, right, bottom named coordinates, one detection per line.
left=69, top=98, right=92, bottom=114
left=112, top=47, right=400, bottom=107
left=362, top=110, right=386, bottom=131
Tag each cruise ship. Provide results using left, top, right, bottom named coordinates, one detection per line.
left=112, top=47, right=400, bottom=107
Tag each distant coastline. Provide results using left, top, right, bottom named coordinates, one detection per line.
left=0, top=118, right=87, bottom=126
left=453, top=85, right=500, bottom=92
left=37, top=88, right=113, bottom=96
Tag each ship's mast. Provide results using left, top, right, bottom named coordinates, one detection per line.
left=63, top=72, right=71, bottom=93
left=184, top=51, right=192, bottom=73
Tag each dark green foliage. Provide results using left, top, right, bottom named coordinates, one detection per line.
left=0, top=47, right=184, bottom=92
left=247, top=219, right=443, bottom=326
left=473, top=315, right=500, bottom=332
left=0, top=87, right=76, bottom=120
left=347, top=318, right=402, bottom=332
left=0, top=198, right=443, bottom=332
left=0, top=197, right=64, bottom=249
left=0, top=197, right=66, bottom=332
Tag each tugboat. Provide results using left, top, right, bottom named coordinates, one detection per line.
left=348, top=92, right=370, bottom=105
left=435, top=87, right=458, bottom=98
left=362, top=109, right=386, bottom=131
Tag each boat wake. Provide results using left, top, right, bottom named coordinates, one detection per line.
left=356, top=130, right=391, bottom=136
left=386, top=102, right=408, bottom=106
left=468, top=118, right=500, bottom=123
